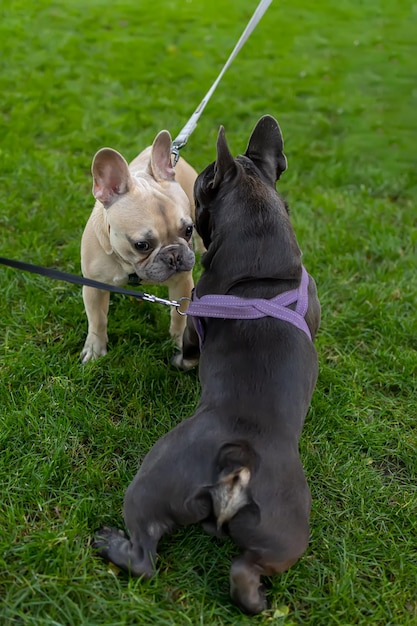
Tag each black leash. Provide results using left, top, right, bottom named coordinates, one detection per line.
left=0, top=257, right=187, bottom=311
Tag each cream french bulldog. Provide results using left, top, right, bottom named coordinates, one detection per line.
left=80, top=130, right=198, bottom=363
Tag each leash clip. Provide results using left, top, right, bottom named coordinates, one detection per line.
left=171, top=140, right=185, bottom=166
left=176, top=296, right=191, bottom=315
left=142, top=293, right=190, bottom=314
left=142, top=292, right=179, bottom=307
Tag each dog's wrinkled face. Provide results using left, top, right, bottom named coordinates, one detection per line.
left=194, top=115, right=300, bottom=283
left=104, top=183, right=195, bottom=283
left=92, top=131, right=195, bottom=283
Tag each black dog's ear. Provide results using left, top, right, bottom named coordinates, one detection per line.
left=193, top=164, right=215, bottom=248
left=195, top=203, right=213, bottom=250
left=212, top=125, right=237, bottom=189
left=244, top=115, right=287, bottom=184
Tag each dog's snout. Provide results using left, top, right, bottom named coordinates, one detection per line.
left=164, top=248, right=183, bottom=268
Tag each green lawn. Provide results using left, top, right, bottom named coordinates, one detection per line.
left=1, top=0, right=416, bottom=624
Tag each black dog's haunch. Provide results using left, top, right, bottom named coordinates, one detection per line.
left=93, top=115, right=321, bottom=615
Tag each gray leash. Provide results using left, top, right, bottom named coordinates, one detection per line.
left=171, top=0, right=273, bottom=164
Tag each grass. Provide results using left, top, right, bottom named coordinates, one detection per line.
left=0, top=0, right=416, bottom=623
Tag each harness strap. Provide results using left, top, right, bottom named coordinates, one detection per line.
left=187, top=266, right=312, bottom=343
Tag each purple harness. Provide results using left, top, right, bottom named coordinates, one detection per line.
left=186, top=265, right=312, bottom=345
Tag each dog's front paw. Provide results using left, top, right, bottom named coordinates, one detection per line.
left=171, top=352, right=199, bottom=371
left=92, top=526, right=127, bottom=560
left=92, top=526, right=156, bottom=578
left=80, top=336, right=108, bottom=363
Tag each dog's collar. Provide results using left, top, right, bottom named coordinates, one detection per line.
left=128, top=273, right=142, bottom=286
left=186, top=265, right=312, bottom=343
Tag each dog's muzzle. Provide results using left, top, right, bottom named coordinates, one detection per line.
left=160, top=245, right=195, bottom=272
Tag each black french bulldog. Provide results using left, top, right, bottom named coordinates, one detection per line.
left=93, top=115, right=321, bottom=615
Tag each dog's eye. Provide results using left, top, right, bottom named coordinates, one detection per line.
left=185, top=225, right=193, bottom=240
left=134, top=241, right=150, bottom=252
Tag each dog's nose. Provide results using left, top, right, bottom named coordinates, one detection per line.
left=165, top=249, right=183, bottom=268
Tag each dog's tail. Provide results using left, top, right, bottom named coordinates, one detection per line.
left=211, top=441, right=257, bottom=529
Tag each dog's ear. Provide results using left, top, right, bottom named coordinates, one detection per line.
left=244, top=115, right=287, bottom=184
left=212, top=126, right=237, bottom=189
left=92, top=148, right=132, bottom=208
left=194, top=166, right=215, bottom=248
left=149, top=130, right=176, bottom=182
left=195, top=204, right=213, bottom=250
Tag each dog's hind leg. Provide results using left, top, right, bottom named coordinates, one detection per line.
left=93, top=526, right=157, bottom=578
left=227, top=500, right=309, bottom=615
left=230, top=553, right=268, bottom=615
left=229, top=550, right=299, bottom=615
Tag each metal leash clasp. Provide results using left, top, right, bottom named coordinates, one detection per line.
left=142, top=292, right=191, bottom=315
left=171, top=144, right=181, bottom=167
left=171, top=139, right=186, bottom=166
left=176, top=296, right=191, bottom=315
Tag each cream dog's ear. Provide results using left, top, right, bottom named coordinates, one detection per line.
left=149, top=130, right=176, bottom=182
left=91, top=148, right=132, bottom=208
